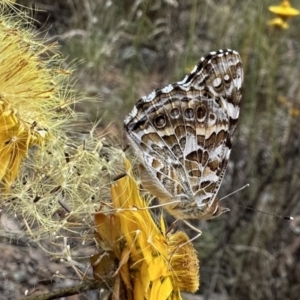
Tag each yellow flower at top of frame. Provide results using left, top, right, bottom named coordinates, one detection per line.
left=269, top=0, right=299, bottom=20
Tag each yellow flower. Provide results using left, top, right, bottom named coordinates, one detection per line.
left=0, top=10, right=72, bottom=188
left=0, top=98, right=46, bottom=186
left=268, top=1, right=299, bottom=29
left=269, top=0, right=299, bottom=20
left=92, top=159, right=200, bottom=299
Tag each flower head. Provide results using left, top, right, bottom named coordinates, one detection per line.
left=92, top=159, right=200, bottom=299
left=0, top=10, right=73, bottom=189
left=268, top=1, right=299, bottom=29
left=269, top=0, right=299, bottom=19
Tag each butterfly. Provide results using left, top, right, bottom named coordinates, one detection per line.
left=124, top=49, right=243, bottom=220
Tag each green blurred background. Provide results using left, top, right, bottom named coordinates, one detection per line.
left=18, top=1, right=300, bottom=299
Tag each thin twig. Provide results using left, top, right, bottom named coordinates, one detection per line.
left=22, top=280, right=105, bottom=300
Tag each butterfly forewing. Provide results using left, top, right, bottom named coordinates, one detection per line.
left=124, top=49, right=243, bottom=220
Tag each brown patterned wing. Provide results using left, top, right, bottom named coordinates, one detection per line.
left=124, top=49, right=243, bottom=220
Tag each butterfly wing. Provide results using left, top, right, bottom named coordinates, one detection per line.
left=124, top=49, right=243, bottom=219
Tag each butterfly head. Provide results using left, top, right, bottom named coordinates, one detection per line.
left=204, top=198, right=230, bottom=220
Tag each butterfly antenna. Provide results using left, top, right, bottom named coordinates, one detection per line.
left=235, top=204, right=293, bottom=220
left=220, top=183, right=293, bottom=220
left=219, top=183, right=250, bottom=201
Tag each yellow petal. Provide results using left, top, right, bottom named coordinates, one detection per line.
left=134, top=275, right=147, bottom=300
left=140, top=261, right=151, bottom=293
left=0, top=150, right=11, bottom=181
left=149, top=278, right=162, bottom=300
left=5, top=145, right=27, bottom=184
left=160, top=213, right=166, bottom=236
left=94, top=213, right=121, bottom=253
left=268, top=17, right=289, bottom=29
left=148, top=256, right=170, bottom=281
left=137, top=233, right=155, bottom=266
left=157, top=277, right=173, bottom=300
